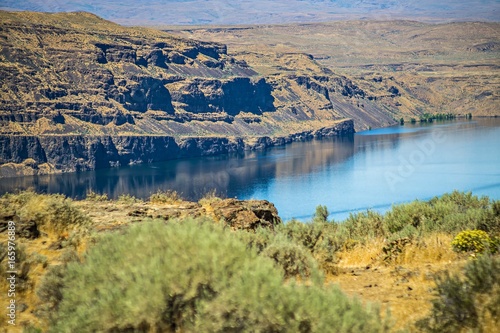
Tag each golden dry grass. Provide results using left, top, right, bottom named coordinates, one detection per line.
left=329, top=234, right=466, bottom=331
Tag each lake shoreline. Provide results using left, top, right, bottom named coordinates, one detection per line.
left=0, top=119, right=354, bottom=179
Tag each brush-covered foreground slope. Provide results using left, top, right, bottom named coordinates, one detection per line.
left=169, top=20, right=500, bottom=118
left=0, top=11, right=408, bottom=177
left=0, top=190, right=498, bottom=332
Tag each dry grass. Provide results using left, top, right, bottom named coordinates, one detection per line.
left=198, top=189, right=223, bottom=206
left=336, top=238, right=387, bottom=268
left=329, top=234, right=466, bottom=331
left=149, top=190, right=183, bottom=205
left=0, top=229, right=85, bottom=332
left=396, top=234, right=461, bottom=266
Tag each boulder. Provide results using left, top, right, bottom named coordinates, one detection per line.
left=209, top=199, right=282, bottom=231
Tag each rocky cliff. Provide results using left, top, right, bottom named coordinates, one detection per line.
left=0, top=11, right=396, bottom=177
left=0, top=120, right=354, bottom=177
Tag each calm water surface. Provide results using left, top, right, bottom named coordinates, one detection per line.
left=2, top=119, right=499, bottom=221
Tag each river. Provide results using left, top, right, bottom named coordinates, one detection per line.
left=1, top=118, right=499, bottom=221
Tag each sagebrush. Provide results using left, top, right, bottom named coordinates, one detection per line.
left=51, top=218, right=389, bottom=333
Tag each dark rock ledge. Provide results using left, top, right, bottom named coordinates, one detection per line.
left=0, top=119, right=354, bottom=178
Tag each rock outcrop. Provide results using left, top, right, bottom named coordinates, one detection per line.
left=209, top=199, right=282, bottom=230
left=126, top=198, right=282, bottom=231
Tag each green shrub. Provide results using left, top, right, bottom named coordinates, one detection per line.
left=439, top=209, right=480, bottom=233
left=278, top=220, right=329, bottom=251
left=452, top=230, right=496, bottom=254
left=492, top=200, right=500, bottom=217
left=417, top=255, right=500, bottom=332
left=51, top=218, right=389, bottom=333
left=481, top=200, right=500, bottom=234
left=262, top=237, right=319, bottom=279
left=36, top=249, right=80, bottom=320
left=36, top=265, right=67, bottom=319
left=235, top=226, right=275, bottom=253
left=313, top=205, right=329, bottom=223
left=430, top=191, right=490, bottom=211
left=311, top=227, right=344, bottom=275
left=53, top=219, right=285, bottom=332
left=0, top=191, right=90, bottom=235
left=339, top=210, right=385, bottom=241
left=277, top=219, right=342, bottom=274
left=197, top=281, right=390, bottom=333
left=383, top=200, right=434, bottom=234
left=380, top=192, right=498, bottom=239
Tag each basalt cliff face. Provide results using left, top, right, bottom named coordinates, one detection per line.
left=0, top=120, right=353, bottom=177
left=0, top=11, right=401, bottom=177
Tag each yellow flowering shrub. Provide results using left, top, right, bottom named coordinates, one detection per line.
left=451, top=230, right=495, bottom=254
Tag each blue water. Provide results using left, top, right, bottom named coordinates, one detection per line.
left=1, top=119, right=499, bottom=221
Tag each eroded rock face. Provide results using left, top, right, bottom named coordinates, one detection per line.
left=0, top=12, right=252, bottom=121
left=170, top=77, right=275, bottom=115
left=95, top=43, right=137, bottom=63
left=0, top=136, right=47, bottom=164
left=144, top=49, right=168, bottom=68
left=108, top=77, right=175, bottom=113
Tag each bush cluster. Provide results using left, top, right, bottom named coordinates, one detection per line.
left=0, top=191, right=90, bottom=235
left=49, top=219, right=389, bottom=333
left=417, top=255, right=500, bottom=332
left=340, top=191, right=499, bottom=242
left=117, top=193, right=142, bottom=204
left=235, top=191, right=499, bottom=273
left=261, top=237, right=319, bottom=279
left=85, top=191, right=108, bottom=201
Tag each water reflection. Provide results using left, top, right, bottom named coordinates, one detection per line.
left=1, top=119, right=499, bottom=221
left=0, top=134, right=358, bottom=201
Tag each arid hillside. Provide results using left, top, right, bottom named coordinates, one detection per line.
left=168, top=20, right=500, bottom=118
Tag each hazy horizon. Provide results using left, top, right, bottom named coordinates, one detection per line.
left=1, top=0, right=499, bottom=26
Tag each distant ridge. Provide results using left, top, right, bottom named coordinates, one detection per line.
left=1, top=0, right=499, bottom=26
